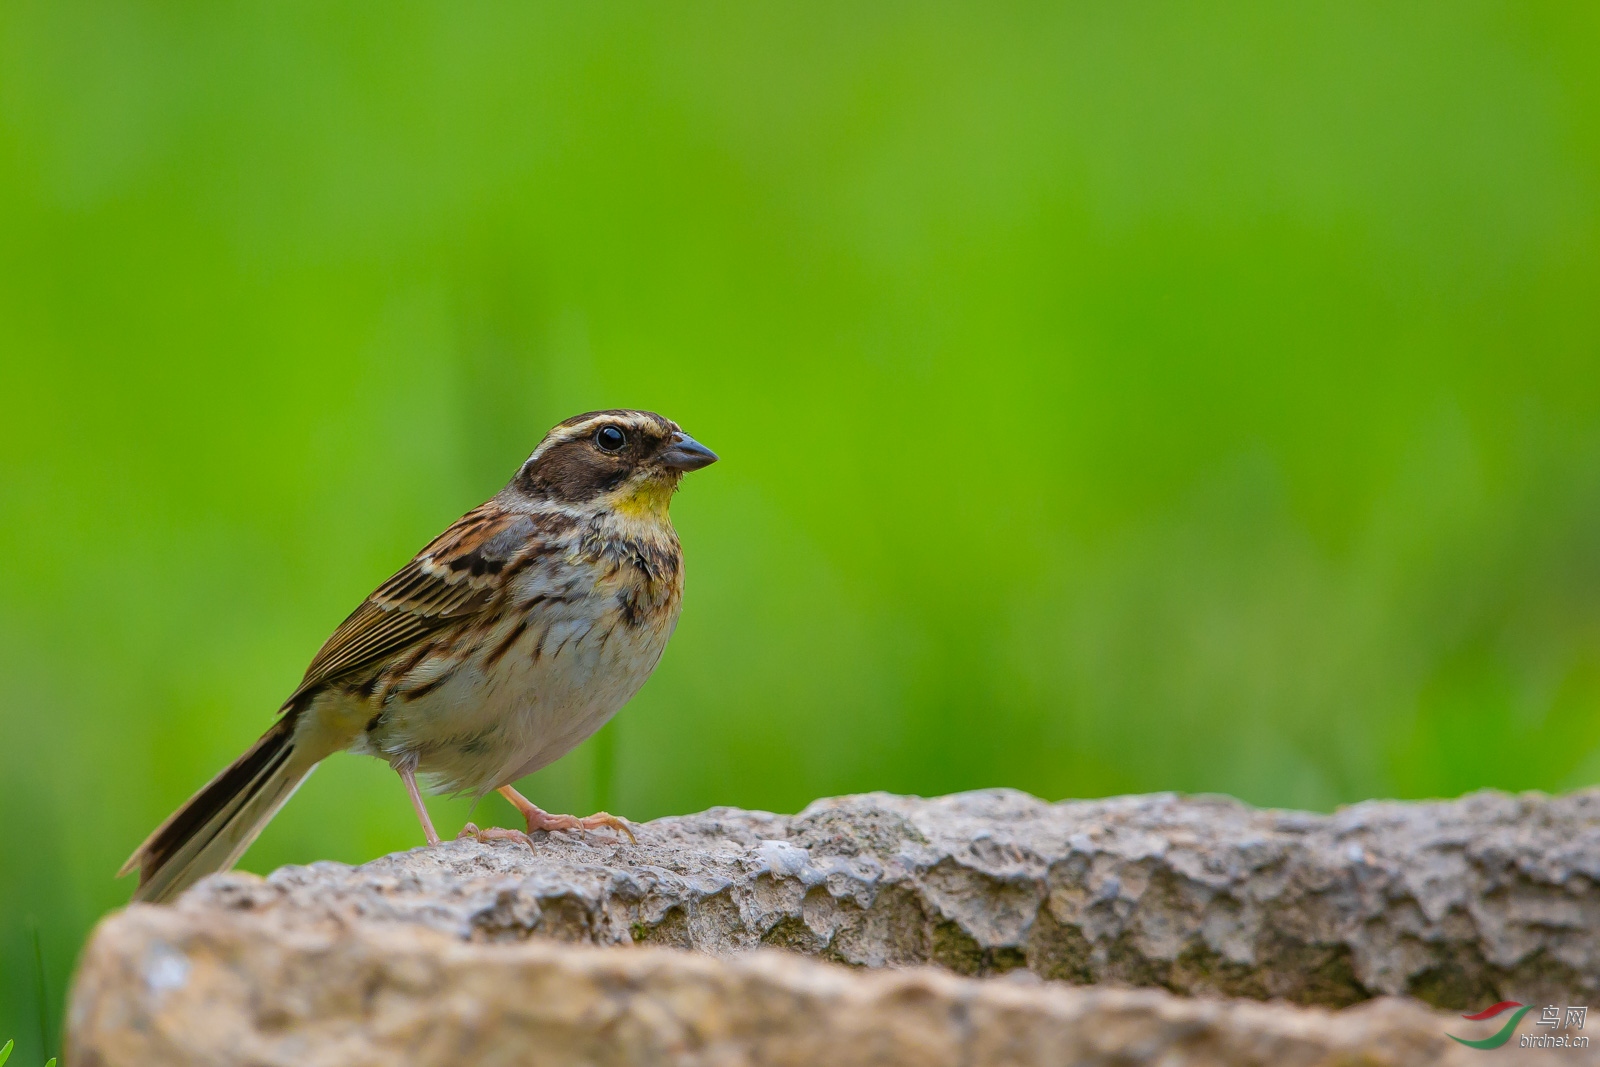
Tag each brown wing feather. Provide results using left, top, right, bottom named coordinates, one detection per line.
left=282, top=504, right=530, bottom=706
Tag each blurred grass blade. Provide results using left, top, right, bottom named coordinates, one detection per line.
left=30, top=921, right=50, bottom=1065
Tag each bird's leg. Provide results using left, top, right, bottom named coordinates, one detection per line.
left=397, top=763, right=441, bottom=847
left=495, top=784, right=636, bottom=843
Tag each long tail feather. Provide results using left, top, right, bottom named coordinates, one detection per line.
left=120, top=716, right=319, bottom=903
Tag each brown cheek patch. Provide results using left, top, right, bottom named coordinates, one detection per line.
left=520, top=441, right=631, bottom=502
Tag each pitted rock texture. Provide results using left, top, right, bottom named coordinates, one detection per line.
left=69, top=903, right=1557, bottom=1067
left=170, top=788, right=1598, bottom=1010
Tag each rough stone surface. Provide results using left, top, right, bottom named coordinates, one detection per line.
left=166, top=789, right=1600, bottom=1007
left=69, top=903, right=1571, bottom=1067
left=67, top=788, right=1600, bottom=1065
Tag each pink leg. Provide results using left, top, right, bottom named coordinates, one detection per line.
left=459, top=784, right=635, bottom=844
left=397, top=764, right=441, bottom=846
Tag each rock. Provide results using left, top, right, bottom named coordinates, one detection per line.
left=67, top=788, right=1600, bottom=1065
left=138, top=789, right=1600, bottom=1005
left=69, top=903, right=1548, bottom=1067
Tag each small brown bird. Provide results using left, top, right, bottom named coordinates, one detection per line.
left=121, top=409, right=717, bottom=903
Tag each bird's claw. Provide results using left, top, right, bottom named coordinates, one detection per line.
left=577, top=812, right=637, bottom=843
left=457, top=822, right=533, bottom=846
left=458, top=814, right=635, bottom=847
left=524, top=809, right=637, bottom=843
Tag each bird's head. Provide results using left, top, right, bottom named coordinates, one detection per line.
left=513, top=409, right=717, bottom=517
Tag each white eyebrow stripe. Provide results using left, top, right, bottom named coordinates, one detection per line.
left=526, top=421, right=601, bottom=462
left=522, top=413, right=668, bottom=464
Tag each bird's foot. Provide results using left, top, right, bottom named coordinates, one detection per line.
left=525, top=808, right=636, bottom=843
left=457, top=821, right=532, bottom=846
left=494, top=784, right=636, bottom=843
left=457, top=810, right=636, bottom=846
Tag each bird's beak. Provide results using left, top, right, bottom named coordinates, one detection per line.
left=659, top=432, right=718, bottom=472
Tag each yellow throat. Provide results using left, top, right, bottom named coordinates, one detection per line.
left=606, top=473, right=677, bottom=522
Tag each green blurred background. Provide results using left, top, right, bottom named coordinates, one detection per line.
left=4, top=1, right=1600, bottom=1058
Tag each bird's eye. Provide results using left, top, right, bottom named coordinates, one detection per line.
left=595, top=426, right=627, bottom=453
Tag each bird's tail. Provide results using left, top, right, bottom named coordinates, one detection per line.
left=119, top=714, right=320, bottom=904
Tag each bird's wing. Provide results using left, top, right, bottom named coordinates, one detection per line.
left=283, top=503, right=535, bottom=704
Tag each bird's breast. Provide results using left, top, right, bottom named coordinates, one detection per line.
left=365, top=526, right=684, bottom=794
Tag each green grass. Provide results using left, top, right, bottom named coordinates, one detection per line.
left=3, top=1, right=1599, bottom=1055
left=0, top=1038, right=57, bottom=1067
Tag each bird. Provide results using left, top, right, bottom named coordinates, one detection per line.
left=120, top=409, right=717, bottom=904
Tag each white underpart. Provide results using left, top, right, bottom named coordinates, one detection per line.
left=347, top=548, right=678, bottom=798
